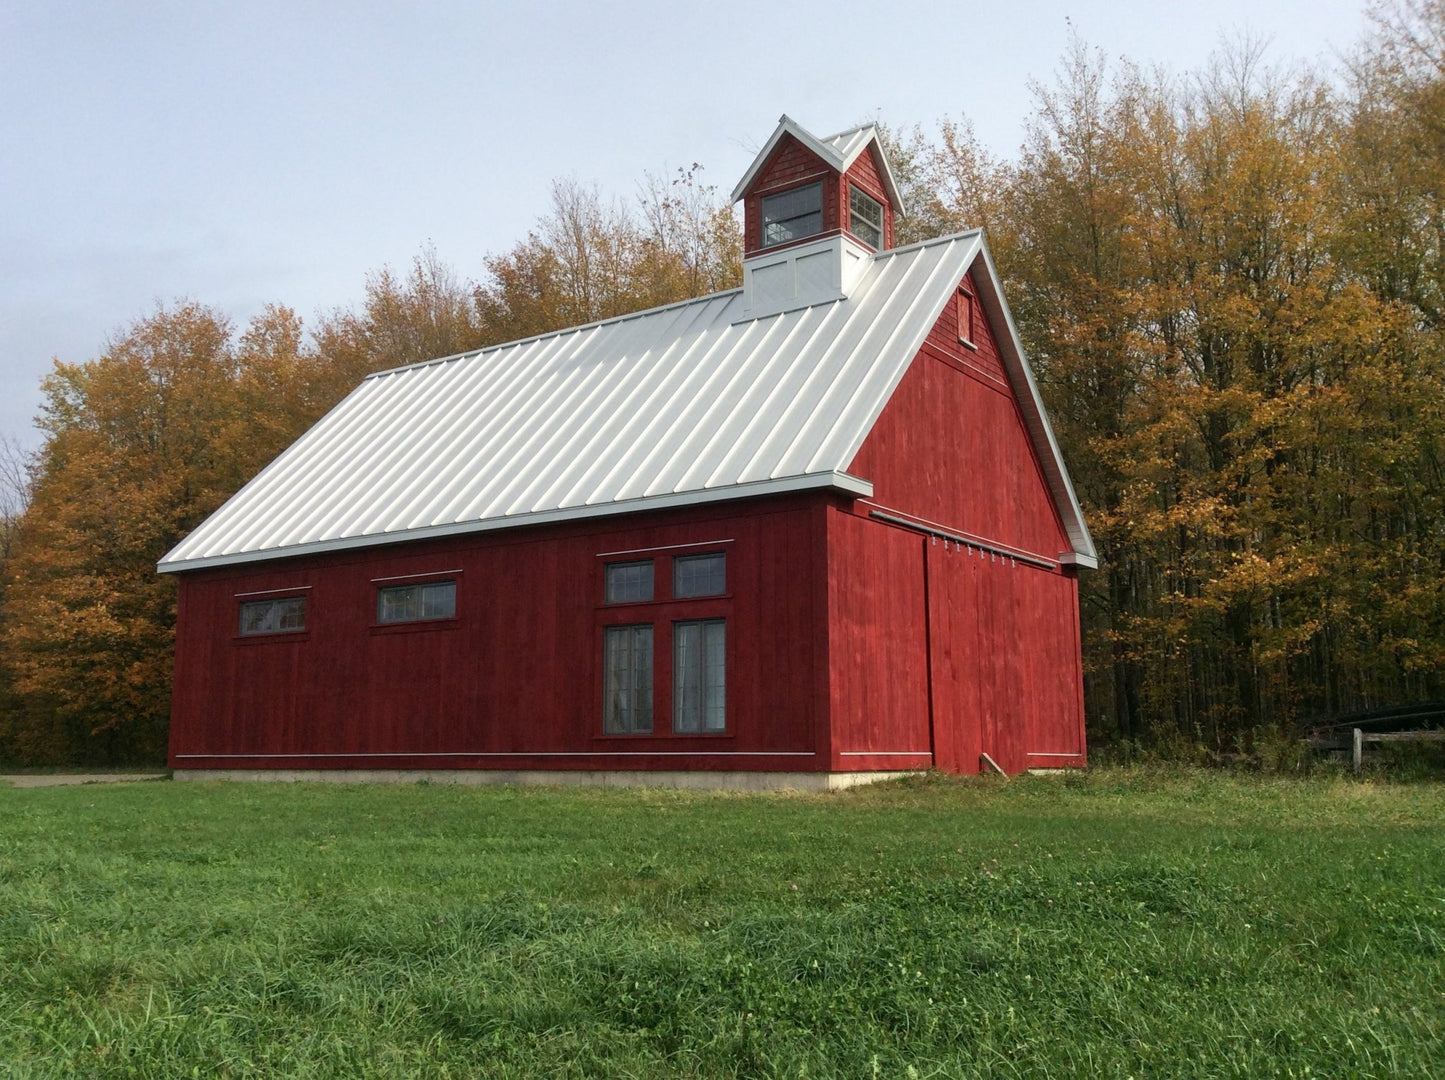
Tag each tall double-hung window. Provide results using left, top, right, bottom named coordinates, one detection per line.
left=849, top=186, right=884, bottom=249
left=604, top=625, right=654, bottom=734
left=600, top=549, right=729, bottom=735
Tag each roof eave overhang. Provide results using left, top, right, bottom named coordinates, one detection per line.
left=968, top=242, right=1098, bottom=566
left=156, top=470, right=874, bottom=575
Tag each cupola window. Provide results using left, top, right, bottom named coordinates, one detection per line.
left=760, top=182, right=823, bottom=248
left=849, top=186, right=884, bottom=249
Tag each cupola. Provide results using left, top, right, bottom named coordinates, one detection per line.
left=731, top=115, right=905, bottom=319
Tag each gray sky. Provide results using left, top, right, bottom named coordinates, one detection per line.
left=1, top=1, right=1372, bottom=451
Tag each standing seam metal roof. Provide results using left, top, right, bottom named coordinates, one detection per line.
left=158, top=231, right=1095, bottom=572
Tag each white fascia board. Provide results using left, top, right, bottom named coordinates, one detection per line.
left=732, top=116, right=907, bottom=217
left=1059, top=552, right=1100, bottom=570
left=156, top=471, right=873, bottom=575
left=971, top=241, right=1098, bottom=564
left=829, top=126, right=906, bottom=217
left=730, top=115, right=849, bottom=203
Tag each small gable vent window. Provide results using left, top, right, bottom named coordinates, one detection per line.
left=957, top=284, right=977, bottom=349
left=377, top=580, right=456, bottom=624
left=849, top=186, right=884, bottom=249
left=240, top=596, right=306, bottom=636
left=761, top=182, right=823, bottom=248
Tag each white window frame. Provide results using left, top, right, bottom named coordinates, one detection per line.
left=849, top=185, right=884, bottom=250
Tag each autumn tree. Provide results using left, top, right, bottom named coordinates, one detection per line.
left=0, top=303, right=320, bottom=763
left=475, top=171, right=740, bottom=343
left=313, top=244, right=490, bottom=393
left=886, top=28, right=1445, bottom=752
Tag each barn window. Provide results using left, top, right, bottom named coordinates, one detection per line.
left=761, top=182, right=823, bottom=248
left=605, top=560, right=654, bottom=604
left=673, top=552, right=726, bottom=598
left=957, top=283, right=976, bottom=348
left=603, top=625, right=653, bottom=733
left=849, top=186, right=883, bottom=249
left=673, top=619, right=726, bottom=733
left=239, top=596, right=306, bottom=635
left=377, top=579, right=456, bottom=624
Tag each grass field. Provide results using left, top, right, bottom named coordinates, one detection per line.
left=1, top=770, right=1441, bottom=1078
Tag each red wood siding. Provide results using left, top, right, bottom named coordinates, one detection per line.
left=927, top=271, right=1006, bottom=381
left=743, top=134, right=840, bottom=255
left=169, top=498, right=829, bottom=773
left=842, top=146, right=894, bottom=250
left=926, top=544, right=1085, bottom=774
left=825, top=508, right=933, bottom=771
left=839, top=271, right=1087, bottom=774
left=848, top=273, right=1071, bottom=560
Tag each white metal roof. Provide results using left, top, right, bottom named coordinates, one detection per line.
left=158, top=232, right=1095, bottom=573
left=728, top=114, right=905, bottom=214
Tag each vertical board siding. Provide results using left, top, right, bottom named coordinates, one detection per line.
left=848, top=275, right=1072, bottom=559
left=170, top=499, right=826, bottom=772
left=843, top=280, right=1087, bottom=774
left=825, top=508, right=933, bottom=767
left=926, top=271, right=1006, bottom=381
left=926, top=545, right=1085, bottom=773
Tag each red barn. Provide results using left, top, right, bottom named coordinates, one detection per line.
left=158, top=115, right=1097, bottom=789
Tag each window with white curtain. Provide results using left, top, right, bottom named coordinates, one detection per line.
left=673, top=619, right=726, bottom=733
left=604, top=624, right=654, bottom=734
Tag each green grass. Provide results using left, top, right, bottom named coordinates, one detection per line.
left=0, top=770, right=1441, bottom=1078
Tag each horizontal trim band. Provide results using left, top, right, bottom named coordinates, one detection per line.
left=176, top=750, right=818, bottom=759
left=866, top=506, right=1059, bottom=570
left=234, top=586, right=313, bottom=598
left=596, top=539, right=734, bottom=559
left=837, top=751, right=932, bottom=757
left=370, top=569, right=463, bottom=583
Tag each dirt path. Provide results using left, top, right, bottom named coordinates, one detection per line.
left=0, top=773, right=168, bottom=788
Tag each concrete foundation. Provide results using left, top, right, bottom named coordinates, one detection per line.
left=171, top=768, right=922, bottom=792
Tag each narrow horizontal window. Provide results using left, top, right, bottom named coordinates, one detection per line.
left=604, top=624, right=654, bottom=734
left=605, top=560, right=654, bottom=604
left=673, top=552, right=726, bottom=598
left=761, top=182, right=823, bottom=248
left=377, top=579, right=456, bottom=624
left=239, top=596, right=306, bottom=635
left=674, top=619, right=726, bottom=733
left=849, top=186, right=883, bottom=249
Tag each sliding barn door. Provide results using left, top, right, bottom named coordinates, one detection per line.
left=926, top=541, right=1084, bottom=774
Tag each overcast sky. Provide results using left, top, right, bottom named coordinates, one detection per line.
left=1, top=0, right=1374, bottom=450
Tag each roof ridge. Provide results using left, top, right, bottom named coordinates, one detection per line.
left=364, top=287, right=745, bottom=381
left=821, top=121, right=876, bottom=142
left=366, top=233, right=986, bottom=383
